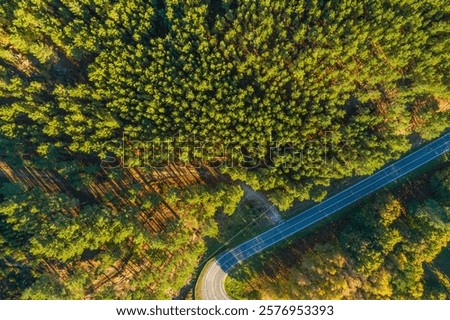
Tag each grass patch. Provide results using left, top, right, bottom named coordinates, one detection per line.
left=225, top=268, right=261, bottom=300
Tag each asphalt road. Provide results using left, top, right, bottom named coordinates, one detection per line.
left=197, top=132, right=450, bottom=300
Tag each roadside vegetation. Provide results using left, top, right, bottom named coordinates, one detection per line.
left=226, top=158, right=450, bottom=299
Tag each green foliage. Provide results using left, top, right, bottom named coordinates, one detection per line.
left=431, top=165, right=450, bottom=205
left=0, top=0, right=449, bottom=300
left=0, top=0, right=448, bottom=205
left=227, top=165, right=450, bottom=299
left=0, top=174, right=243, bottom=299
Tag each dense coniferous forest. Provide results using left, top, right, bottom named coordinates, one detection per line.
left=0, top=0, right=449, bottom=299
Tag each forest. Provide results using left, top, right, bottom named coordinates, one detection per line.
left=226, top=161, right=450, bottom=299
left=0, top=0, right=449, bottom=299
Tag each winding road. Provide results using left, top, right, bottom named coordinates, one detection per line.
left=196, top=132, right=450, bottom=300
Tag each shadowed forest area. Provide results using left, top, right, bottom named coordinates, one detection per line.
left=0, top=143, right=246, bottom=299
left=0, top=0, right=449, bottom=299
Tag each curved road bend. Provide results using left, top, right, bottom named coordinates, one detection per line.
left=197, top=132, right=450, bottom=300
